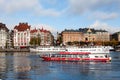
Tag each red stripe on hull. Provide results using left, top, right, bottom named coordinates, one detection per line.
left=41, top=57, right=110, bottom=62
left=59, top=52, right=91, bottom=55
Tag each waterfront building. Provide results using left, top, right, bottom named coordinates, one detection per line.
left=82, top=28, right=110, bottom=42
left=95, top=30, right=110, bottom=42
left=13, top=23, right=31, bottom=48
left=62, top=29, right=83, bottom=45
left=30, top=28, right=54, bottom=46
left=61, top=28, right=110, bottom=45
left=112, top=32, right=120, bottom=41
left=0, top=23, right=9, bottom=48
left=82, top=28, right=96, bottom=42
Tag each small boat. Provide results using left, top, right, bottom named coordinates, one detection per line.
left=115, top=45, right=120, bottom=51
left=40, top=46, right=111, bottom=62
left=107, top=46, right=115, bottom=51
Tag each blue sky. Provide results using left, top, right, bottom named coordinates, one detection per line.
left=0, top=0, right=120, bottom=34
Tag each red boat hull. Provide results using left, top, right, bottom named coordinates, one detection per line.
left=41, top=56, right=111, bottom=62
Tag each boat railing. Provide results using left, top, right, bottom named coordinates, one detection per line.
left=36, top=46, right=66, bottom=48
left=33, top=46, right=108, bottom=50
left=66, top=46, right=107, bottom=49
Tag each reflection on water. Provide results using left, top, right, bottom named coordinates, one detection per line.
left=0, top=52, right=119, bottom=80
left=13, top=53, right=31, bottom=80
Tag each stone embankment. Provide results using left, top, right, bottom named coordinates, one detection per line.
left=0, top=48, right=30, bottom=52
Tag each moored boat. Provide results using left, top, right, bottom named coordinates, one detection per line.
left=40, top=46, right=111, bottom=62
left=30, top=46, right=66, bottom=52
left=66, top=46, right=109, bottom=53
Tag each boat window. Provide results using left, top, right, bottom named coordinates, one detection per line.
left=95, top=56, right=98, bottom=58
left=105, top=55, right=108, bottom=58
left=48, top=54, right=51, bottom=57
left=79, top=55, right=82, bottom=58
left=67, top=55, right=70, bottom=58
left=82, top=55, right=88, bottom=58
left=56, top=54, right=60, bottom=57
left=51, top=54, right=55, bottom=57
left=100, top=56, right=103, bottom=58
left=66, top=55, right=71, bottom=58
left=72, top=55, right=77, bottom=58
left=60, top=55, right=65, bottom=57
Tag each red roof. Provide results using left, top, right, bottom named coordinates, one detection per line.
left=14, top=23, right=30, bottom=31
left=30, top=28, right=37, bottom=33
left=31, top=27, right=50, bottom=33
left=39, top=27, right=49, bottom=33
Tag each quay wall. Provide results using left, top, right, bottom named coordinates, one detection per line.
left=0, top=49, right=30, bottom=52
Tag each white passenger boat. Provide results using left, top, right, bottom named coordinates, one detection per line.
left=30, top=46, right=66, bottom=52
left=41, top=46, right=111, bottom=62
left=65, top=46, right=110, bottom=54
left=30, top=46, right=110, bottom=53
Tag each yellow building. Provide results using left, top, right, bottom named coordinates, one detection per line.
left=61, top=28, right=110, bottom=45
left=62, top=30, right=83, bottom=45
left=83, top=28, right=96, bottom=42
left=30, top=28, right=54, bottom=46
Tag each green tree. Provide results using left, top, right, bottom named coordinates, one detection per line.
left=111, top=39, right=119, bottom=47
left=30, top=37, right=37, bottom=46
left=67, top=41, right=72, bottom=45
left=30, top=34, right=41, bottom=46
left=73, top=41, right=79, bottom=46
left=37, top=35, right=41, bottom=46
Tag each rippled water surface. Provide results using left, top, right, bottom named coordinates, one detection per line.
left=0, top=51, right=120, bottom=80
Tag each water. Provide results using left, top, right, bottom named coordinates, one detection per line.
left=0, top=51, right=120, bottom=80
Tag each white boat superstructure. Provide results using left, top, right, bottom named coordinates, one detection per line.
left=30, top=46, right=66, bottom=52
left=30, top=46, right=110, bottom=54
left=66, top=46, right=109, bottom=54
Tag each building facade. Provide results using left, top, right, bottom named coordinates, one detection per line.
left=112, top=32, right=120, bottom=41
left=13, top=23, right=31, bottom=48
left=30, top=28, right=54, bottom=46
left=61, top=28, right=110, bottom=45
left=62, top=29, right=83, bottom=45
left=95, top=30, right=110, bottom=42
left=83, top=28, right=96, bottom=42
left=83, top=29, right=110, bottom=42
left=0, top=23, right=9, bottom=48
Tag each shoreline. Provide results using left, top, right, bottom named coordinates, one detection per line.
left=0, top=49, right=30, bottom=52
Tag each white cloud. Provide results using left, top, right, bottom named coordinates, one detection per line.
left=0, top=0, right=4, bottom=3
left=32, top=24, right=57, bottom=34
left=89, top=21, right=120, bottom=33
left=68, top=0, right=120, bottom=20
left=0, top=0, right=38, bottom=13
left=0, top=0, right=61, bottom=16
left=69, top=0, right=120, bottom=13
left=34, top=8, right=61, bottom=16
left=92, top=12, right=118, bottom=20
left=31, top=24, right=58, bottom=37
